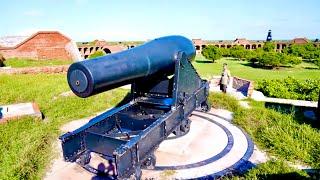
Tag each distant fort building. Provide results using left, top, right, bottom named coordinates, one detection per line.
left=1, top=30, right=319, bottom=60
left=192, top=37, right=320, bottom=54
left=77, top=40, right=126, bottom=59
left=0, top=31, right=81, bottom=61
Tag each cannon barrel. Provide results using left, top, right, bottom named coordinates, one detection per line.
left=67, top=35, right=196, bottom=98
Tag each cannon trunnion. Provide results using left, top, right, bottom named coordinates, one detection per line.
left=60, top=36, right=209, bottom=179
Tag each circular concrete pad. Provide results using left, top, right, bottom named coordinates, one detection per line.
left=142, top=110, right=254, bottom=179
left=44, top=109, right=254, bottom=180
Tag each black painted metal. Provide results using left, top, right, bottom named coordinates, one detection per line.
left=60, top=35, right=209, bottom=179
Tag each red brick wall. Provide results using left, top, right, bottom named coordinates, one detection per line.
left=0, top=32, right=73, bottom=60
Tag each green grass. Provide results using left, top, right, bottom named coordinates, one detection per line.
left=208, top=92, right=320, bottom=179
left=4, top=58, right=72, bottom=68
left=193, top=55, right=320, bottom=82
left=232, top=160, right=310, bottom=180
left=0, top=74, right=128, bottom=179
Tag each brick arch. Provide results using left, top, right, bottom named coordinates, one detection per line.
left=103, top=48, right=111, bottom=54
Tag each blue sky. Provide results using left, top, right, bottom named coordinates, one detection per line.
left=1, top=0, right=319, bottom=41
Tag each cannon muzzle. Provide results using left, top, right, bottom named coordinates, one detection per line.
left=68, top=35, right=196, bottom=98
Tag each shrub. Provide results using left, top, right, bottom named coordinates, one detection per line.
left=0, top=53, right=5, bottom=67
left=257, top=77, right=320, bottom=101
left=88, top=50, right=106, bottom=59
left=201, top=45, right=222, bottom=62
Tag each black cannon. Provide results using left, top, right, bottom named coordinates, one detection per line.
left=60, top=35, right=209, bottom=179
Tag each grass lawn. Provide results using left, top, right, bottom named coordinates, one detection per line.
left=193, top=55, right=320, bottom=82
left=0, top=74, right=128, bottom=179
left=4, top=58, right=72, bottom=68
left=209, top=93, right=320, bottom=179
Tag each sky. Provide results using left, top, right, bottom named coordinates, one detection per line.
left=1, top=0, right=320, bottom=41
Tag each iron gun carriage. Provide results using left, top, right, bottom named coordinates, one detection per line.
left=60, top=35, right=209, bottom=179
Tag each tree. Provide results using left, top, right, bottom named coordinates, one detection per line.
left=254, top=52, right=302, bottom=68
left=201, top=45, right=222, bottom=62
left=230, top=45, right=247, bottom=60
left=219, top=48, right=230, bottom=57
left=263, top=42, right=275, bottom=52
left=259, top=52, right=281, bottom=68
left=283, top=43, right=320, bottom=60
left=0, top=53, right=5, bottom=67
left=88, top=50, right=106, bottom=59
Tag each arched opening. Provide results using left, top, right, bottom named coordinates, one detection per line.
left=130, top=45, right=135, bottom=48
left=84, top=47, right=88, bottom=53
left=103, top=48, right=111, bottom=54
left=241, top=45, right=245, bottom=47
left=276, top=44, right=280, bottom=49
left=78, top=48, right=82, bottom=52
left=252, top=44, right=256, bottom=49
left=95, top=47, right=99, bottom=51
left=202, top=45, right=207, bottom=49
left=84, top=55, right=88, bottom=59
left=257, top=44, right=262, bottom=48
left=245, top=45, right=251, bottom=49
left=221, top=45, right=225, bottom=48
left=195, top=45, right=200, bottom=50
left=89, top=47, right=94, bottom=53
left=282, top=44, right=287, bottom=49
left=215, top=45, right=219, bottom=48
left=227, top=45, right=232, bottom=48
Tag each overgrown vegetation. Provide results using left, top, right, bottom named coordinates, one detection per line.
left=257, top=77, right=320, bottom=101
left=208, top=92, right=320, bottom=171
left=88, top=50, right=106, bottom=59
left=4, top=58, right=72, bottom=68
left=0, top=74, right=128, bottom=179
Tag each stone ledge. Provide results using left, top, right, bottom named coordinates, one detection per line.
left=209, top=76, right=254, bottom=97
left=0, top=102, right=42, bottom=123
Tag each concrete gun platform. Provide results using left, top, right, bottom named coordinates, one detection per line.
left=45, top=108, right=255, bottom=179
